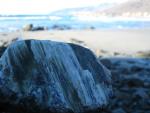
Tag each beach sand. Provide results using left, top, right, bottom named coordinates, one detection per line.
left=0, top=29, right=150, bottom=55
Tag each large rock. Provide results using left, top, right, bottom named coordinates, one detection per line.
left=0, top=40, right=112, bottom=113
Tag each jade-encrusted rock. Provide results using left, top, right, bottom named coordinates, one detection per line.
left=0, top=40, right=112, bottom=113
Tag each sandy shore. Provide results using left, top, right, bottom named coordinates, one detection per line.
left=0, top=29, right=150, bottom=55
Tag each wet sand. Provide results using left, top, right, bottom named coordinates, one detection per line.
left=0, top=29, right=150, bottom=55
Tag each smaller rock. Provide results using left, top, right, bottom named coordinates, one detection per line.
left=51, top=24, right=71, bottom=30
left=85, top=26, right=95, bottom=30
left=113, top=52, right=120, bottom=56
left=23, top=24, right=33, bottom=31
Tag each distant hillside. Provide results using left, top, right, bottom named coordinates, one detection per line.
left=2, top=0, right=149, bottom=19
left=101, top=0, right=150, bottom=17
left=50, top=0, right=150, bottom=20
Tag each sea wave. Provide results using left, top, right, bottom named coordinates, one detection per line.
left=75, top=16, right=150, bottom=22
left=0, top=15, right=150, bottom=32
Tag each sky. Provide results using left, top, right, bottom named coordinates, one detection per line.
left=0, top=0, right=128, bottom=15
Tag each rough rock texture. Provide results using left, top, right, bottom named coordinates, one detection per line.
left=0, top=40, right=112, bottom=113
left=100, top=58, right=150, bottom=113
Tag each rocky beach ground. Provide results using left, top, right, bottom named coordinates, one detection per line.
left=100, top=57, right=150, bottom=113
left=0, top=30, right=150, bottom=113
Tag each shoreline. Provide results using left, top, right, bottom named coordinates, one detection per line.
left=0, top=29, right=150, bottom=56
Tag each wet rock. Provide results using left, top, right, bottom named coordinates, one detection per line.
left=0, top=40, right=112, bottom=113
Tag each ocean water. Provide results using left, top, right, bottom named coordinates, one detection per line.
left=0, top=15, right=150, bottom=32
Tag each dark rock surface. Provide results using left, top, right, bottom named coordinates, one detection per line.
left=100, top=57, right=150, bottom=113
left=51, top=24, right=71, bottom=30
left=32, top=26, right=47, bottom=31
left=0, top=40, right=112, bottom=113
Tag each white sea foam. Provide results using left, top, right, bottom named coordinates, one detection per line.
left=48, top=16, right=62, bottom=20
left=75, top=16, right=150, bottom=22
